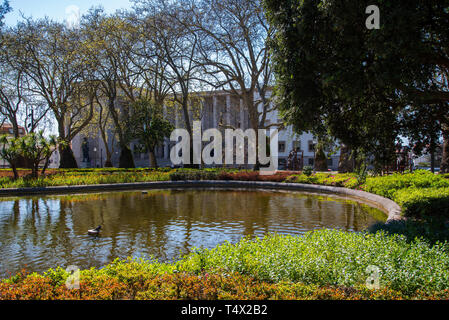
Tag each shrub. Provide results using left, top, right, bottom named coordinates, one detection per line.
left=169, top=170, right=220, bottom=181
left=393, top=187, right=449, bottom=218
left=177, top=230, right=449, bottom=296
left=303, top=166, right=313, bottom=176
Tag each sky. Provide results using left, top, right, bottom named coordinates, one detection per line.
left=4, top=0, right=133, bottom=26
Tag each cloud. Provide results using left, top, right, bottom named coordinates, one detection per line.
left=65, top=5, right=80, bottom=29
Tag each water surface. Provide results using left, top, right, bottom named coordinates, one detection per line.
left=0, top=189, right=386, bottom=277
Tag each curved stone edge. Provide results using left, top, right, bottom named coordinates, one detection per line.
left=0, top=180, right=403, bottom=222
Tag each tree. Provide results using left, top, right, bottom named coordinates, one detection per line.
left=133, top=2, right=203, bottom=167
left=400, top=104, right=446, bottom=172
left=0, top=57, right=50, bottom=138
left=158, top=0, right=277, bottom=168
left=264, top=0, right=449, bottom=171
left=130, top=98, right=174, bottom=168
left=17, top=132, right=59, bottom=178
left=3, top=19, right=97, bottom=168
left=0, top=134, right=20, bottom=179
left=81, top=10, right=143, bottom=168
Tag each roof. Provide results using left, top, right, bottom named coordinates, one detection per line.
left=0, top=124, right=26, bottom=136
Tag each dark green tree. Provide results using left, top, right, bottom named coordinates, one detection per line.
left=131, top=98, right=174, bottom=168
left=17, top=132, right=59, bottom=178
left=0, top=134, right=20, bottom=179
left=264, top=0, right=449, bottom=171
left=401, top=103, right=447, bottom=172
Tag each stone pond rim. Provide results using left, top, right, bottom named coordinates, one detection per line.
left=0, top=180, right=403, bottom=223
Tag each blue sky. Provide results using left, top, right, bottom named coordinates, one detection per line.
left=4, top=0, right=133, bottom=26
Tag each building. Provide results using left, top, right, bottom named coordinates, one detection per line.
left=72, top=90, right=341, bottom=170
left=0, top=123, right=26, bottom=136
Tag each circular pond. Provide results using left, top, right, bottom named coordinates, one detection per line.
left=0, top=189, right=386, bottom=277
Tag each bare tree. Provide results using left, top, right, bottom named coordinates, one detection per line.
left=3, top=19, right=97, bottom=168
left=180, top=0, right=277, bottom=130
left=138, top=0, right=278, bottom=168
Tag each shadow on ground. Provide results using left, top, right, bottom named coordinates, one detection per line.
left=368, top=217, right=449, bottom=245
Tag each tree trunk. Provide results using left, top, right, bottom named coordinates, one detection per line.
left=57, top=119, right=78, bottom=169
left=338, top=144, right=354, bottom=173
left=314, top=145, right=328, bottom=171
left=430, top=138, right=436, bottom=173
left=16, top=155, right=29, bottom=168
left=149, top=149, right=158, bottom=168
left=99, top=121, right=114, bottom=168
left=41, top=158, right=50, bottom=176
left=11, top=164, right=18, bottom=180
left=441, top=124, right=449, bottom=174
left=59, top=145, right=78, bottom=169
left=119, top=146, right=135, bottom=168
left=104, top=160, right=114, bottom=168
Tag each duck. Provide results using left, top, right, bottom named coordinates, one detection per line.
left=88, top=225, right=102, bottom=235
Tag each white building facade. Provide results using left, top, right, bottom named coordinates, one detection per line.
left=72, top=90, right=341, bottom=171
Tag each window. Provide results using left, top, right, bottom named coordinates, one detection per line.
left=308, top=158, right=314, bottom=166
left=327, top=158, right=333, bottom=167
left=308, top=141, right=315, bottom=152
left=278, top=141, right=286, bottom=153
left=278, top=158, right=287, bottom=170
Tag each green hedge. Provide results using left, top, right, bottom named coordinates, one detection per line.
left=169, top=170, right=221, bottom=181
left=287, top=170, right=449, bottom=218
left=394, top=187, right=449, bottom=218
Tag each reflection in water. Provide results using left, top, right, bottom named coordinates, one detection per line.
left=0, top=190, right=386, bottom=277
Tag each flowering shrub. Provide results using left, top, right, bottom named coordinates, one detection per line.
left=1, top=269, right=447, bottom=300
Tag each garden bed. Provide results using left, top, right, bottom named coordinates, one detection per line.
left=2, top=230, right=449, bottom=300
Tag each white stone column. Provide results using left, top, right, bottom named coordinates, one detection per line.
left=226, top=95, right=231, bottom=126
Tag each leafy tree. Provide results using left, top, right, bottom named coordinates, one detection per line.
left=0, top=134, right=20, bottom=179
left=131, top=98, right=174, bottom=168
left=400, top=104, right=445, bottom=172
left=17, top=132, right=59, bottom=178
left=264, top=0, right=449, bottom=171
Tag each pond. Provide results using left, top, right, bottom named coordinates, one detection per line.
left=0, top=189, right=386, bottom=277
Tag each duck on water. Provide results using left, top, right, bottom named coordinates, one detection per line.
left=88, top=226, right=102, bottom=235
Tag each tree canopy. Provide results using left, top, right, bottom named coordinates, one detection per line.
left=264, top=0, right=449, bottom=171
